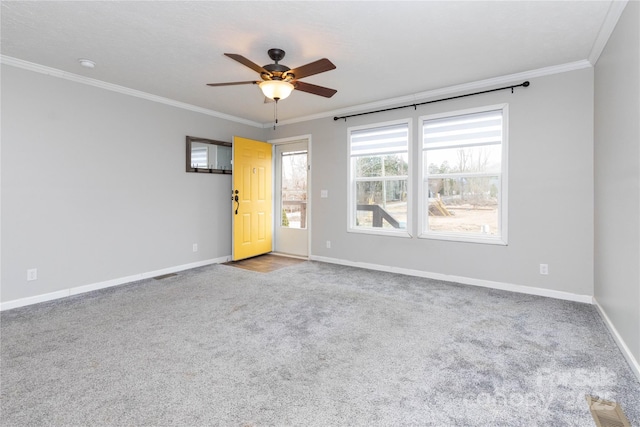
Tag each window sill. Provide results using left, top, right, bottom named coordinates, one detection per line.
left=348, top=227, right=412, bottom=238
left=418, top=232, right=507, bottom=245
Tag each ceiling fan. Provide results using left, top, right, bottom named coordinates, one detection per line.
left=207, top=48, right=337, bottom=101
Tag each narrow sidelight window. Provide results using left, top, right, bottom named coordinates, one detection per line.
left=280, top=150, right=308, bottom=229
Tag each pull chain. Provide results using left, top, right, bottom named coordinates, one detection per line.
left=273, top=98, right=279, bottom=130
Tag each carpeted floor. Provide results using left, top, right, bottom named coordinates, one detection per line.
left=1, top=261, right=639, bottom=426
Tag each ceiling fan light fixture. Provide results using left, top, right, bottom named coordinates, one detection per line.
left=259, top=80, right=294, bottom=101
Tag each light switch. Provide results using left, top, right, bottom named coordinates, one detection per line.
left=321, top=190, right=328, bottom=198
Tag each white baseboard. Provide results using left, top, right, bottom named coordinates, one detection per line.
left=309, top=255, right=593, bottom=304
left=593, top=297, right=640, bottom=382
left=1, top=289, right=72, bottom=311
left=0, top=256, right=231, bottom=311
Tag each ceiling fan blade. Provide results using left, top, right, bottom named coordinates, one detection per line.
left=286, top=58, right=336, bottom=80
left=224, top=53, right=269, bottom=75
left=293, top=81, right=337, bottom=98
left=206, top=81, right=258, bottom=87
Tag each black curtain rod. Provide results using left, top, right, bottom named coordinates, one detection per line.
left=334, top=81, right=530, bottom=122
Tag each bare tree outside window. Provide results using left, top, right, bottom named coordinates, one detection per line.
left=422, top=108, right=505, bottom=240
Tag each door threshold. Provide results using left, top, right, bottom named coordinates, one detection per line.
left=270, top=252, right=309, bottom=260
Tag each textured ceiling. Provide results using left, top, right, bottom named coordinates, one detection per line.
left=1, top=1, right=615, bottom=125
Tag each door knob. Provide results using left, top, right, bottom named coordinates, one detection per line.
left=233, top=189, right=240, bottom=214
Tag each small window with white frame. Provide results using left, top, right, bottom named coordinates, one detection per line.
left=348, top=119, right=411, bottom=236
left=420, top=105, right=508, bottom=244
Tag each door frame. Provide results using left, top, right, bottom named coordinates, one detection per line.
left=268, top=134, right=312, bottom=259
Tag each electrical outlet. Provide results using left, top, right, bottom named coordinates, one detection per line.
left=326, top=240, right=331, bottom=249
left=193, top=243, right=198, bottom=252
left=27, top=268, right=38, bottom=281
left=540, top=264, right=549, bottom=275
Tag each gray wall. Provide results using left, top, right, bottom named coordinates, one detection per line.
left=594, top=1, right=640, bottom=363
left=1, top=64, right=263, bottom=303
left=271, top=69, right=595, bottom=296
left=1, top=61, right=597, bottom=304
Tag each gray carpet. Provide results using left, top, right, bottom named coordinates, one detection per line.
left=1, top=261, right=639, bottom=426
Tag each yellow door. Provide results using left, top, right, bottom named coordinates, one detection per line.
left=232, top=136, right=273, bottom=260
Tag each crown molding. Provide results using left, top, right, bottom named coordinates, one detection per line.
left=2, top=54, right=593, bottom=130
left=275, top=60, right=593, bottom=126
left=589, top=0, right=629, bottom=65
left=0, top=55, right=263, bottom=128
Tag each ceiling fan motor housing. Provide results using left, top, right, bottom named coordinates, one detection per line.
left=267, top=48, right=286, bottom=62
left=263, top=64, right=292, bottom=81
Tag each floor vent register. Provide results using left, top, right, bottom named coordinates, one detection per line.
left=586, top=395, right=631, bottom=427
